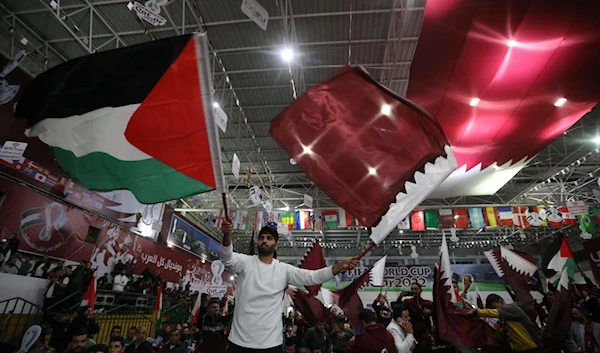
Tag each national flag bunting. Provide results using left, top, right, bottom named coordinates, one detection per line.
left=439, top=208, right=454, bottom=228
left=323, top=210, right=338, bottom=229
left=17, top=34, right=225, bottom=204
left=497, top=206, right=514, bottom=226
left=411, top=211, right=425, bottom=231
left=484, top=207, right=498, bottom=227
left=453, top=209, right=469, bottom=228
left=424, top=209, right=439, bottom=229
left=270, top=65, right=456, bottom=246
left=468, top=208, right=485, bottom=228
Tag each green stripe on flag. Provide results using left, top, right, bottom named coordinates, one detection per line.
left=54, top=148, right=214, bottom=203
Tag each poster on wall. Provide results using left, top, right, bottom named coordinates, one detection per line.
left=167, top=215, right=221, bottom=261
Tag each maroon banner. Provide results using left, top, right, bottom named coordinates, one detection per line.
left=584, top=237, right=600, bottom=285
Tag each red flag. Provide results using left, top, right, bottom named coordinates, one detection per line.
left=453, top=209, right=469, bottom=228
left=293, top=289, right=332, bottom=327
left=411, top=211, right=425, bottom=231
left=299, top=240, right=327, bottom=296
left=270, top=66, right=455, bottom=243
left=191, top=292, right=202, bottom=323
left=81, top=275, right=96, bottom=308
left=541, top=269, right=573, bottom=348
left=335, top=269, right=371, bottom=329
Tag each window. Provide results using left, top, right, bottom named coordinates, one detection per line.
left=85, top=226, right=101, bottom=245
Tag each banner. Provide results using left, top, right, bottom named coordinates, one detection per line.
left=584, top=237, right=600, bottom=285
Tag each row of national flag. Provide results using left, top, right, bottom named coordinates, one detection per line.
left=207, top=205, right=600, bottom=232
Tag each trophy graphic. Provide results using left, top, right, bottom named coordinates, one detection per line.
left=211, top=260, right=224, bottom=286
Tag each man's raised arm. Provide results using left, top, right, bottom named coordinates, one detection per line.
left=220, top=220, right=247, bottom=274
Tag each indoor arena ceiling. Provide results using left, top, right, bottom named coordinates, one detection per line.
left=1, top=0, right=600, bottom=223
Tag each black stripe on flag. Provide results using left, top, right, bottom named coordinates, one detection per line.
left=16, top=35, right=193, bottom=127
left=541, top=233, right=563, bottom=278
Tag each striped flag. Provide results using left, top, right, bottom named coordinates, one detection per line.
left=484, top=207, right=498, bottom=227
left=338, top=209, right=355, bottom=228
left=512, top=207, right=529, bottom=228
left=191, top=291, right=203, bottom=323
left=313, top=210, right=324, bottom=231
left=296, top=211, right=310, bottom=230
left=497, top=206, right=514, bottom=226
left=80, top=275, right=96, bottom=308
left=323, top=210, right=338, bottom=229
left=439, top=209, right=454, bottom=228
left=154, top=285, right=163, bottom=332
left=468, top=208, right=486, bottom=228
left=560, top=206, right=578, bottom=226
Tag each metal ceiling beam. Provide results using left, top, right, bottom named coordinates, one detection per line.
left=36, top=0, right=93, bottom=55
left=212, top=62, right=411, bottom=75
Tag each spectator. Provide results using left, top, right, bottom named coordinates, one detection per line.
left=97, top=274, right=110, bottom=290
left=199, top=299, right=228, bottom=353
left=346, top=309, right=395, bottom=353
left=108, top=337, right=126, bottom=353
left=302, top=319, right=328, bottom=353
left=372, top=294, right=392, bottom=327
left=284, top=337, right=297, bottom=353
left=33, top=256, right=52, bottom=278
left=66, top=328, right=95, bottom=353
left=70, top=306, right=100, bottom=338
left=124, top=327, right=137, bottom=346
left=124, top=326, right=152, bottom=353
left=397, top=283, right=433, bottom=330
left=18, top=256, right=33, bottom=276
left=86, top=345, right=108, bottom=353
left=44, top=268, right=69, bottom=311
left=328, top=316, right=354, bottom=353
left=284, top=324, right=295, bottom=339
left=0, top=256, right=18, bottom=274
left=158, top=330, right=186, bottom=353
left=49, top=310, right=72, bottom=353
left=569, top=306, right=600, bottom=353
left=27, top=326, right=57, bottom=353
left=105, top=326, right=122, bottom=344
left=5, top=233, right=19, bottom=258
left=387, top=305, right=416, bottom=353
left=113, top=270, right=129, bottom=292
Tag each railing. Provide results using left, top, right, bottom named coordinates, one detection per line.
left=46, top=291, right=83, bottom=314
left=0, top=297, right=42, bottom=346
left=96, top=289, right=155, bottom=315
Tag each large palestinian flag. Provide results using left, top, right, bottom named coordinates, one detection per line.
left=16, top=34, right=225, bottom=204
left=542, top=234, right=577, bottom=284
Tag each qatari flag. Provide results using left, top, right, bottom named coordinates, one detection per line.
left=299, top=240, right=327, bottom=297
left=270, top=66, right=456, bottom=244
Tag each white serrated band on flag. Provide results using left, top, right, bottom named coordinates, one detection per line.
left=370, top=255, right=387, bottom=287
left=483, top=250, right=505, bottom=278
left=194, top=33, right=225, bottom=193
left=370, top=145, right=457, bottom=244
left=439, top=231, right=456, bottom=303
left=318, top=288, right=333, bottom=307
left=500, top=246, right=538, bottom=277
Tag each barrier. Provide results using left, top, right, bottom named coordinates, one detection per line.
left=0, top=297, right=43, bottom=346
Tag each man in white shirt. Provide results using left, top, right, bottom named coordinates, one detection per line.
left=387, top=304, right=416, bottom=353
left=220, top=221, right=359, bottom=352
left=112, top=269, right=129, bottom=292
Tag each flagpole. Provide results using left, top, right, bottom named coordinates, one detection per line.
left=222, top=193, right=230, bottom=221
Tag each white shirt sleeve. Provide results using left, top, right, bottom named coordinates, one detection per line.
left=389, top=326, right=415, bottom=353
left=286, top=265, right=334, bottom=286
left=220, top=244, right=250, bottom=274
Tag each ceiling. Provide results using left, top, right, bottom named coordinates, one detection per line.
left=1, top=0, right=600, bottom=255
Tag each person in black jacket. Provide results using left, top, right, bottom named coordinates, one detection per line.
left=124, top=327, right=152, bottom=353
left=302, top=319, right=328, bottom=353
left=158, top=330, right=187, bottom=353
left=70, top=306, right=100, bottom=338
left=372, top=294, right=392, bottom=326
left=199, top=299, right=229, bottom=353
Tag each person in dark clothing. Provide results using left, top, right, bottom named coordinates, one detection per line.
left=199, top=299, right=229, bottom=353
left=581, top=289, right=600, bottom=324
left=345, top=309, right=394, bottom=353
left=372, top=294, right=392, bottom=327
left=49, top=310, right=72, bottom=353
left=124, top=326, right=152, bottom=353
left=70, top=306, right=100, bottom=338
left=397, top=283, right=433, bottom=330
left=5, top=233, right=19, bottom=257
left=412, top=324, right=434, bottom=353
left=302, top=319, right=328, bottom=353
left=328, top=316, right=354, bottom=353
left=33, top=255, right=53, bottom=278
left=158, top=329, right=187, bottom=353
left=86, top=344, right=108, bottom=353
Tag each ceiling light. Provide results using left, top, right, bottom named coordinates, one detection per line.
left=212, top=102, right=219, bottom=108
left=593, top=136, right=600, bottom=144
left=302, top=145, right=312, bottom=155
left=284, top=206, right=290, bottom=211
left=507, top=40, right=517, bottom=47
left=368, top=167, right=377, bottom=176
left=469, top=98, right=480, bottom=107
left=127, top=1, right=134, bottom=10
left=381, top=104, right=391, bottom=115
left=281, top=48, right=294, bottom=62
left=554, top=97, right=567, bottom=107
left=230, top=276, right=234, bottom=280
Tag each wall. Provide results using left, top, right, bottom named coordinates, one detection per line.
left=0, top=273, right=49, bottom=307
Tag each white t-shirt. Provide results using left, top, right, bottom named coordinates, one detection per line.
left=112, top=274, right=129, bottom=291
left=220, top=244, right=334, bottom=349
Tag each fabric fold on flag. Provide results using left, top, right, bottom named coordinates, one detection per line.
left=18, top=34, right=225, bottom=204
left=369, top=255, right=387, bottom=287
left=540, top=269, right=572, bottom=348
left=299, top=240, right=327, bottom=296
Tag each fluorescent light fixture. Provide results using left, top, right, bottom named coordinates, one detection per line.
left=507, top=40, right=517, bottom=47
left=469, top=97, right=480, bottom=107
left=281, top=48, right=294, bottom=62
left=381, top=104, right=391, bottom=115
left=593, top=136, right=600, bottom=144
left=368, top=167, right=377, bottom=176
left=212, top=102, right=219, bottom=108
left=554, top=97, right=567, bottom=107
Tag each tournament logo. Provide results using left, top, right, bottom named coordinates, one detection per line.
left=19, top=202, right=73, bottom=252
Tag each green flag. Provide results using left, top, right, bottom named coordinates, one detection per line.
left=424, top=209, right=439, bottom=229
left=578, top=212, right=597, bottom=233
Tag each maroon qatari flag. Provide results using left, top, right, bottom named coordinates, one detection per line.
left=299, top=240, right=327, bottom=297
left=293, top=289, right=332, bottom=328
left=541, top=270, right=572, bottom=348
left=434, top=265, right=497, bottom=348
left=270, top=66, right=455, bottom=244
left=334, top=268, right=371, bottom=329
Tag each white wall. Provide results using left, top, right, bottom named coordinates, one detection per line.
left=0, top=273, right=49, bottom=308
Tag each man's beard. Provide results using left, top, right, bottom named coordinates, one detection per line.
left=258, top=244, right=275, bottom=256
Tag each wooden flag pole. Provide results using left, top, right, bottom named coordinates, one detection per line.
left=222, top=193, right=230, bottom=222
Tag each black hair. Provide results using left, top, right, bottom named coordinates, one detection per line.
left=109, top=336, right=125, bottom=346
left=72, top=327, right=88, bottom=340
left=334, top=316, right=345, bottom=324
left=485, top=294, right=503, bottom=308
left=85, top=344, right=108, bottom=353
left=259, top=226, right=279, bottom=242
left=111, top=325, right=122, bottom=331
left=411, top=282, right=422, bottom=289
left=208, top=298, right=221, bottom=307
left=285, top=337, right=297, bottom=346
left=358, top=309, right=377, bottom=323
left=573, top=305, right=589, bottom=317
left=392, top=304, right=409, bottom=319
left=128, top=326, right=137, bottom=331
left=316, top=317, right=326, bottom=324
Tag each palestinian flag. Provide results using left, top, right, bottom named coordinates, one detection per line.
left=542, top=234, right=576, bottom=284
left=154, top=285, right=163, bottom=332
left=16, top=34, right=225, bottom=204
left=80, top=275, right=96, bottom=308
left=191, top=291, right=203, bottom=324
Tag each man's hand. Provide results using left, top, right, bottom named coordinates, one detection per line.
left=332, top=256, right=360, bottom=275
left=423, top=308, right=431, bottom=315
left=401, top=321, right=413, bottom=335
left=221, top=220, right=233, bottom=246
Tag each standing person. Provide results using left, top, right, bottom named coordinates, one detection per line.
left=328, top=317, right=354, bottom=353
left=302, top=319, right=328, bottom=353
left=397, top=283, right=433, bottom=330
left=569, top=306, right=600, bottom=353
left=386, top=305, right=416, bottom=353
left=464, top=294, right=542, bottom=353
left=199, top=299, right=229, bottom=353
left=372, top=294, right=392, bottom=326
left=18, top=256, right=33, bottom=276
left=124, top=326, right=152, bottom=353
left=112, top=269, right=129, bottom=292
left=219, top=221, right=359, bottom=352
left=345, top=310, right=395, bottom=353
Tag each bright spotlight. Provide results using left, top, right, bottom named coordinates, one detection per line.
left=281, top=48, right=294, bottom=62
left=507, top=40, right=517, bottom=47
left=368, top=167, right=377, bottom=176
left=302, top=145, right=312, bottom=155
left=593, top=136, right=600, bottom=144
left=284, top=206, right=290, bottom=211
left=554, top=97, right=567, bottom=107
left=381, top=104, right=392, bottom=115
left=469, top=98, right=480, bottom=107
left=213, top=102, right=219, bottom=108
